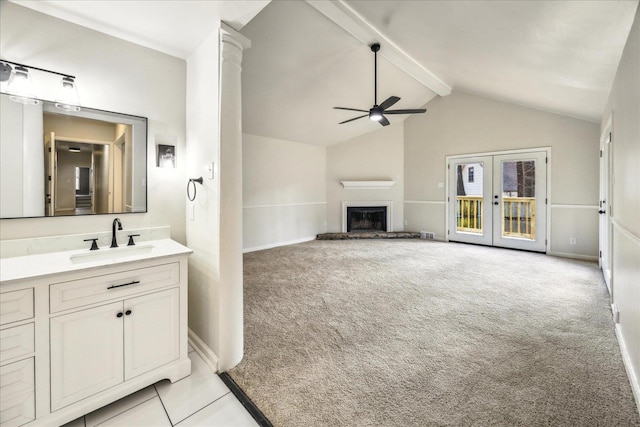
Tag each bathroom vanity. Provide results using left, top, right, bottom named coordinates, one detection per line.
left=0, top=239, right=192, bottom=426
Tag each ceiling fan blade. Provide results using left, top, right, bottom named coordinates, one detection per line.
left=334, top=107, right=369, bottom=113
left=379, top=116, right=390, bottom=126
left=379, top=96, right=400, bottom=110
left=339, top=114, right=368, bottom=124
left=384, top=109, right=427, bottom=115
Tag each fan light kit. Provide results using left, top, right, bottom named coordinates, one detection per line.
left=334, top=43, right=426, bottom=126
left=0, top=59, right=81, bottom=111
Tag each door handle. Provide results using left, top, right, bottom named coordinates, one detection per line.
left=493, top=202, right=499, bottom=205
left=598, top=210, right=606, bottom=214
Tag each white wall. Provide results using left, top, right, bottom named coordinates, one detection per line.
left=185, top=30, right=222, bottom=369
left=602, top=6, right=640, bottom=407
left=243, top=133, right=326, bottom=251
left=404, top=90, right=600, bottom=256
left=185, top=26, right=248, bottom=372
left=326, top=123, right=405, bottom=233
left=0, top=3, right=186, bottom=243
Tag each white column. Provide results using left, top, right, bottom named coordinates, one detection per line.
left=217, top=24, right=250, bottom=371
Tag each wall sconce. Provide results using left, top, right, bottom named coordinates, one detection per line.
left=0, top=60, right=81, bottom=111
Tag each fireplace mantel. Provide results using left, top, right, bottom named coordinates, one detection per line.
left=340, top=181, right=395, bottom=190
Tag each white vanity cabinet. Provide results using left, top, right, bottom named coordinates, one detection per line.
left=50, top=287, right=180, bottom=411
left=0, top=289, right=36, bottom=427
left=0, top=239, right=192, bottom=427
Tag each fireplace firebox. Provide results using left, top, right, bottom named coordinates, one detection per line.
left=347, top=206, right=388, bottom=232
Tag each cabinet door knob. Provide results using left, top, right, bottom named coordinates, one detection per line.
left=125, top=310, right=132, bottom=316
left=116, top=312, right=123, bottom=318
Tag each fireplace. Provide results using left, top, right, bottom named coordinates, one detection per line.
left=342, top=201, right=393, bottom=233
left=347, top=207, right=387, bottom=232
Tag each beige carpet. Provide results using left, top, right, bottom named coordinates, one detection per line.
left=229, top=239, right=639, bottom=426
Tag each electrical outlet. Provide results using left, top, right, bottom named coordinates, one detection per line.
left=569, top=237, right=577, bottom=245
left=404, top=220, right=408, bottom=226
left=612, top=304, right=620, bottom=323
left=189, top=204, right=195, bottom=221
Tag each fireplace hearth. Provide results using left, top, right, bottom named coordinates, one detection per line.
left=347, top=206, right=388, bottom=232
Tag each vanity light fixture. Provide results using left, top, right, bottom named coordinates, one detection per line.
left=0, top=60, right=81, bottom=110
left=55, top=76, right=81, bottom=112
left=6, top=65, right=39, bottom=105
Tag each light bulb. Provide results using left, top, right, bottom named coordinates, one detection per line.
left=369, top=107, right=383, bottom=121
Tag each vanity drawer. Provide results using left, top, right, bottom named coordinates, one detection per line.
left=0, top=323, right=34, bottom=364
left=0, top=357, right=35, bottom=427
left=50, top=262, right=180, bottom=313
left=0, top=289, right=34, bottom=326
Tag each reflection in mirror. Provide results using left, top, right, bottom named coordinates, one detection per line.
left=0, top=93, right=147, bottom=218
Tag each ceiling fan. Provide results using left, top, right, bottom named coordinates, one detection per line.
left=334, top=43, right=426, bottom=126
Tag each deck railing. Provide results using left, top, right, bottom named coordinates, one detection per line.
left=456, top=196, right=535, bottom=239
left=456, top=196, right=483, bottom=233
left=502, top=197, right=535, bottom=239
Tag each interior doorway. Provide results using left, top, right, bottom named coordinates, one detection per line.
left=447, top=149, right=548, bottom=252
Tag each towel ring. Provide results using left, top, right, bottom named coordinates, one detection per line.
left=187, top=177, right=203, bottom=201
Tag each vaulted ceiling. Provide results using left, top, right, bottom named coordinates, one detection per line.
left=241, top=0, right=637, bottom=146
left=12, top=0, right=638, bottom=146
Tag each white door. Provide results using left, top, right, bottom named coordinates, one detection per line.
left=124, top=288, right=180, bottom=380
left=50, top=301, right=124, bottom=411
left=492, top=152, right=547, bottom=252
left=449, top=150, right=547, bottom=252
left=599, top=128, right=612, bottom=294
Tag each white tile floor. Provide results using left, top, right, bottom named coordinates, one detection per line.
left=63, top=346, right=259, bottom=427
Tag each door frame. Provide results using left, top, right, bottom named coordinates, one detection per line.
left=445, top=147, right=551, bottom=254
left=599, top=115, right=613, bottom=297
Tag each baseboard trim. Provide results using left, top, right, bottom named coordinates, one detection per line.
left=613, top=321, right=640, bottom=412
left=243, top=236, right=317, bottom=253
left=548, top=251, right=598, bottom=262
left=188, top=328, right=219, bottom=373
left=219, top=372, right=273, bottom=427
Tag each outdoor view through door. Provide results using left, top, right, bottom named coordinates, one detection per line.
left=448, top=150, right=547, bottom=252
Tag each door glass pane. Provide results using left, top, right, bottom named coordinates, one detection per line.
left=455, top=162, right=483, bottom=234
left=501, top=160, right=535, bottom=240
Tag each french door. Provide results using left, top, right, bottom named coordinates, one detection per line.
left=448, top=150, right=547, bottom=252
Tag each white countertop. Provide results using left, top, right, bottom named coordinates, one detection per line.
left=0, top=239, right=192, bottom=284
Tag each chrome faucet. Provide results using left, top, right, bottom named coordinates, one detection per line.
left=111, top=218, right=123, bottom=248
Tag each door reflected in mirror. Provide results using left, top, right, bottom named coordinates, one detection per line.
left=0, top=93, right=147, bottom=219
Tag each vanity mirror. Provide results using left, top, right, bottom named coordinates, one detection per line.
left=0, top=93, right=147, bottom=219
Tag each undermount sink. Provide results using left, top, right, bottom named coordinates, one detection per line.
left=70, top=244, right=154, bottom=264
